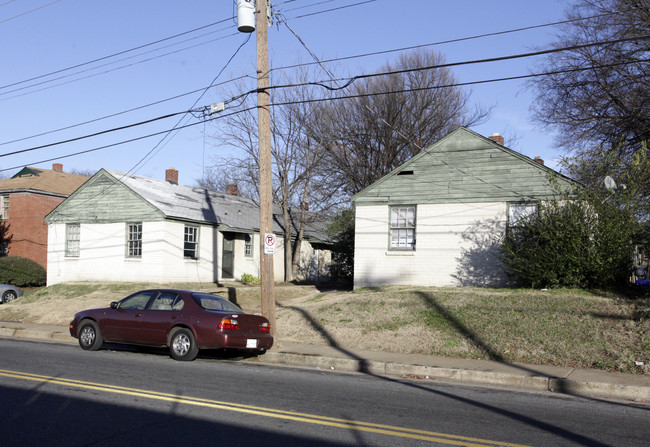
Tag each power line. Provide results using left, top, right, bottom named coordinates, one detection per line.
left=0, top=29, right=239, bottom=101
left=0, top=17, right=233, bottom=92
left=4, top=51, right=644, bottom=174
left=0, top=0, right=62, bottom=25
left=1, top=7, right=620, bottom=146
left=4, top=34, right=647, bottom=166
left=4, top=10, right=644, bottom=162
left=0, top=0, right=369, bottom=97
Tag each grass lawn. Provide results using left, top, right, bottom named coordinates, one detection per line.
left=1, top=282, right=648, bottom=374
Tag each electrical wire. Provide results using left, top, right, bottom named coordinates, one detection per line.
left=128, top=33, right=253, bottom=175
left=0, top=0, right=62, bottom=25
left=4, top=7, right=647, bottom=171
left=1, top=53, right=642, bottom=176
left=3, top=38, right=646, bottom=168
left=1, top=6, right=627, bottom=147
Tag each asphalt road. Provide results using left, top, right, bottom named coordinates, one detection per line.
left=1, top=339, right=648, bottom=447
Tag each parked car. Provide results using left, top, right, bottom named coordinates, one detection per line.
left=0, top=284, right=22, bottom=304
left=69, top=289, right=273, bottom=361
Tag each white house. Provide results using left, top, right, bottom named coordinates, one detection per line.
left=45, top=168, right=331, bottom=286
left=351, top=127, right=575, bottom=289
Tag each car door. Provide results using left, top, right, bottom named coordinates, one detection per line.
left=136, top=292, right=185, bottom=346
left=100, top=291, right=157, bottom=344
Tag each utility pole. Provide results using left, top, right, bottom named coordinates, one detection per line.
left=256, top=0, right=276, bottom=335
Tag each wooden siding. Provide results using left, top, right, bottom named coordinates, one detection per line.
left=353, top=202, right=509, bottom=288
left=46, top=170, right=163, bottom=224
left=353, top=128, right=574, bottom=206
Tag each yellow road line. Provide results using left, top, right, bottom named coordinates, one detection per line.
left=0, top=368, right=530, bottom=447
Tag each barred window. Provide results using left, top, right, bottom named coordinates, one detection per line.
left=127, top=223, right=142, bottom=257
left=66, top=223, right=80, bottom=257
left=390, top=206, right=416, bottom=250
left=184, top=225, right=199, bottom=259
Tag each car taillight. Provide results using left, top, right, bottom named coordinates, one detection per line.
left=260, top=322, right=270, bottom=333
left=218, top=318, right=239, bottom=331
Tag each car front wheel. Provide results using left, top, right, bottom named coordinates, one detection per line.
left=78, top=320, right=103, bottom=351
left=169, top=328, right=199, bottom=361
left=2, top=290, right=17, bottom=304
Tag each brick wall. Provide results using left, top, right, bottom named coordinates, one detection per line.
left=6, top=192, right=64, bottom=269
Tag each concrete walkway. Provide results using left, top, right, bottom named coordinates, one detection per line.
left=1, top=321, right=649, bottom=404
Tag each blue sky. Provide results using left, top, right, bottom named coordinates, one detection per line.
left=0, top=0, right=570, bottom=187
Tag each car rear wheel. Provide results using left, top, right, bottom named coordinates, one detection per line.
left=2, top=290, right=17, bottom=304
left=78, top=320, right=103, bottom=351
left=169, top=328, right=199, bottom=361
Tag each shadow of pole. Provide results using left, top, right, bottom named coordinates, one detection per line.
left=276, top=299, right=616, bottom=447
left=277, top=302, right=371, bottom=374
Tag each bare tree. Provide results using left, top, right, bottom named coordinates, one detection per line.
left=529, top=0, right=650, bottom=154
left=208, top=71, right=337, bottom=281
left=304, top=50, right=491, bottom=195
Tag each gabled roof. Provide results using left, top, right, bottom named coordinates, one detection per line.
left=105, top=169, right=330, bottom=243
left=0, top=166, right=88, bottom=196
left=46, top=169, right=329, bottom=243
left=352, top=127, right=576, bottom=206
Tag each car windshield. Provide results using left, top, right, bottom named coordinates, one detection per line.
left=192, top=293, right=243, bottom=312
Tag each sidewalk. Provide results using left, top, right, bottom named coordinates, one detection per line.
left=1, top=320, right=649, bottom=403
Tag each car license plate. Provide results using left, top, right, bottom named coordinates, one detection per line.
left=246, top=339, right=258, bottom=348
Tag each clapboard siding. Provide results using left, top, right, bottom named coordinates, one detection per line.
left=353, top=128, right=571, bottom=206
left=351, top=127, right=575, bottom=288
left=46, top=171, right=163, bottom=223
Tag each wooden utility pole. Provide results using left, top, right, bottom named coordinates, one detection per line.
left=257, top=0, right=276, bottom=335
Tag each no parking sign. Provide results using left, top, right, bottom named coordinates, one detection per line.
left=264, top=233, right=276, bottom=255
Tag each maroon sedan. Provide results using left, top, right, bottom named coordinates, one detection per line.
left=69, top=289, right=273, bottom=361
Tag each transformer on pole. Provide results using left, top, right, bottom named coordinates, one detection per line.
left=237, top=0, right=256, bottom=33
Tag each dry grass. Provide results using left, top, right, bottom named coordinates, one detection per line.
left=1, top=282, right=648, bottom=374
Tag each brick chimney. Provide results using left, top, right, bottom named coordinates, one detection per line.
left=488, top=133, right=504, bottom=145
left=52, top=163, right=63, bottom=172
left=534, top=156, right=545, bottom=166
left=226, top=184, right=239, bottom=195
left=165, top=167, right=178, bottom=185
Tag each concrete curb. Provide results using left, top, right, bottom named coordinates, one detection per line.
left=261, top=351, right=650, bottom=403
left=2, top=323, right=649, bottom=403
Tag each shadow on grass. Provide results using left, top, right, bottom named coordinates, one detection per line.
left=278, top=295, right=637, bottom=447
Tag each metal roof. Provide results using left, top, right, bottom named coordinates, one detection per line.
left=106, top=169, right=331, bottom=243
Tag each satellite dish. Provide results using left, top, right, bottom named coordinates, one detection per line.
left=604, top=176, right=617, bottom=190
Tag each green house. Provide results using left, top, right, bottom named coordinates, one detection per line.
left=351, top=127, right=575, bottom=288
left=45, top=168, right=331, bottom=286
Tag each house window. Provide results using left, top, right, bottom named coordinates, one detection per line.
left=390, top=206, right=416, bottom=250
left=184, top=225, right=198, bottom=259
left=0, top=195, right=8, bottom=220
left=245, top=234, right=253, bottom=257
left=127, top=223, right=142, bottom=258
left=508, top=203, right=539, bottom=234
left=65, top=223, right=80, bottom=257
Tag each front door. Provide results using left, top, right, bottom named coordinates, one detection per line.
left=222, top=233, right=235, bottom=279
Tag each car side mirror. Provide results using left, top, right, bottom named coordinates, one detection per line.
left=110, top=301, right=119, bottom=309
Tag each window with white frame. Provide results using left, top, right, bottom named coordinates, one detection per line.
left=508, top=203, right=539, bottom=231
left=390, top=206, right=416, bottom=250
left=184, top=225, right=199, bottom=259
left=244, top=233, right=253, bottom=258
left=126, top=223, right=142, bottom=257
left=0, top=195, right=9, bottom=220
left=65, top=223, right=80, bottom=257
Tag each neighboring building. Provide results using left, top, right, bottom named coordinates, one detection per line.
left=45, top=168, right=331, bottom=286
left=0, top=163, right=89, bottom=269
left=351, top=127, right=576, bottom=289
